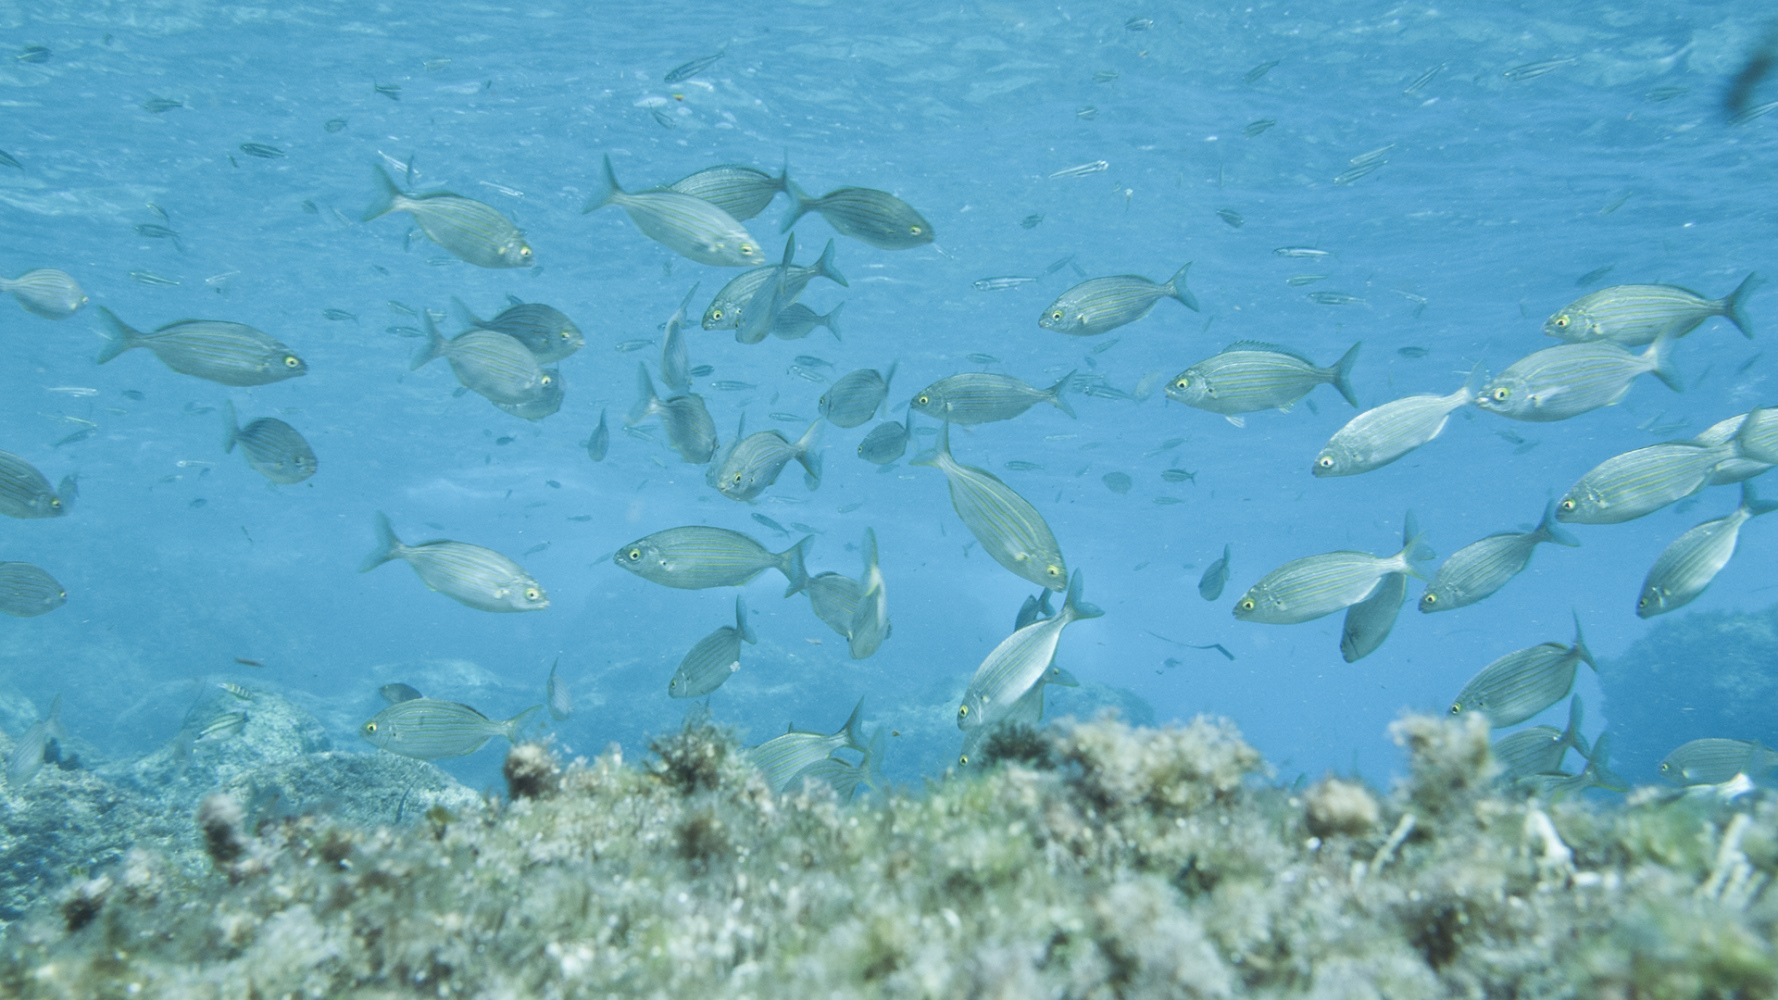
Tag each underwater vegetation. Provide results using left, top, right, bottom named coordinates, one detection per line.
left=2, top=711, right=1776, bottom=998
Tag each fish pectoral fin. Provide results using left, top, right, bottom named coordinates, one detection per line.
left=1225, top=415, right=1246, bottom=428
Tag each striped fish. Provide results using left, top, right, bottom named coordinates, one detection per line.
left=848, top=528, right=890, bottom=660
left=614, top=526, right=812, bottom=595
left=1735, top=406, right=1778, bottom=466
left=701, top=238, right=847, bottom=329
left=1557, top=439, right=1736, bottom=524
left=1168, top=341, right=1361, bottom=417
left=911, top=422, right=1068, bottom=592
left=1341, top=515, right=1420, bottom=661
left=1419, top=501, right=1578, bottom=612
left=362, top=165, right=533, bottom=269
left=96, top=308, right=307, bottom=386
left=735, top=236, right=796, bottom=345
left=629, top=363, right=717, bottom=463
left=799, top=726, right=884, bottom=800
left=1659, top=738, right=1778, bottom=786
left=0, top=268, right=86, bottom=319
left=958, top=663, right=1077, bottom=766
left=779, top=180, right=933, bottom=251
left=0, top=451, right=75, bottom=519
left=359, top=511, right=548, bottom=613
left=222, top=401, right=316, bottom=484
left=359, top=698, right=539, bottom=759
left=450, top=296, right=583, bottom=363
left=1474, top=331, right=1677, bottom=422
left=857, top=411, right=914, bottom=465
left=1543, top=273, right=1761, bottom=346
left=668, top=596, right=756, bottom=698
left=546, top=660, right=572, bottom=721
left=822, top=364, right=899, bottom=427
left=411, top=313, right=550, bottom=406
left=660, top=283, right=699, bottom=391
left=1314, top=377, right=1474, bottom=477
left=709, top=420, right=822, bottom=501
left=806, top=572, right=862, bottom=638
left=197, top=711, right=248, bottom=742
left=748, top=697, right=867, bottom=792
left=770, top=302, right=843, bottom=341
left=583, top=154, right=763, bottom=267
left=1637, top=482, right=1778, bottom=617
left=910, top=371, right=1075, bottom=425
left=1515, top=734, right=1626, bottom=798
left=1449, top=613, right=1593, bottom=728
left=1493, top=696, right=1589, bottom=780
left=5, top=694, right=63, bottom=787
left=668, top=163, right=788, bottom=221
left=958, top=571, right=1101, bottom=731
left=1039, top=264, right=1198, bottom=337
left=0, top=562, right=66, bottom=617
left=493, top=366, right=563, bottom=421
left=1235, top=521, right=1427, bottom=625
left=1694, top=413, right=1772, bottom=485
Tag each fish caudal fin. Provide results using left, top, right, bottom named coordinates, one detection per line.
left=1645, top=329, right=1683, bottom=393
left=1724, top=272, right=1764, bottom=339
left=1332, top=342, right=1363, bottom=407
left=1535, top=499, right=1582, bottom=547
left=222, top=400, right=240, bottom=454
left=449, top=296, right=484, bottom=332
left=1742, top=481, right=1778, bottom=518
left=581, top=154, right=623, bottom=214
left=779, top=177, right=817, bottom=234
left=815, top=237, right=848, bottom=288
left=1061, top=570, right=1105, bottom=621
left=777, top=535, right=814, bottom=597
left=910, top=419, right=951, bottom=467
left=362, top=164, right=403, bottom=222
left=1164, top=262, right=1200, bottom=312
left=795, top=420, right=824, bottom=488
left=94, top=307, right=141, bottom=365
left=1571, top=611, right=1596, bottom=671
left=410, top=312, right=447, bottom=370
left=1049, top=370, right=1079, bottom=418
left=359, top=511, right=405, bottom=573
left=837, top=696, right=867, bottom=753
left=628, top=362, right=659, bottom=427
left=499, top=705, right=542, bottom=744
left=823, top=300, right=844, bottom=341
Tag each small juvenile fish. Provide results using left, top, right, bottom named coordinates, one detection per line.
left=1102, top=472, right=1132, bottom=494
left=1313, top=378, right=1472, bottom=477
left=1048, top=160, right=1109, bottom=180
left=1574, top=265, right=1615, bottom=286
left=1077, top=106, right=1098, bottom=120
left=1397, top=346, right=1428, bottom=358
left=771, top=301, right=844, bottom=341
left=1503, top=56, right=1576, bottom=81
left=0, top=562, right=66, bottom=617
left=1093, top=69, right=1119, bottom=82
left=1003, top=461, right=1043, bottom=471
left=364, top=165, right=533, bottom=269
left=665, top=50, right=725, bottom=83
left=1403, top=63, right=1444, bottom=96
left=1234, top=526, right=1425, bottom=624
left=669, top=596, right=756, bottom=698
left=857, top=411, right=915, bottom=465
left=452, top=297, right=584, bottom=363
left=322, top=308, right=356, bottom=322
left=975, top=276, right=1038, bottom=291
left=779, top=179, right=933, bottom=251
left=360, top=511, right=548, bottom=613
left=787, top=364, right=828, bottom=383
left=222, top=401, right=317, bottom=484
left=0, top=269, right=87, bottom=319
left=1637, top=482, right=1778, bottom=617
left=667, top=163, right=786, bottom=221
left=912, top=422, right=1067, bottom=592
left=1160, top=468, right=1196, bottom=483
left=1040, top=264, right=1197, bottom=336
left=1198, top=544, right=1230, bottom=601
left=584, top=154, right=762, bottom=267
left=381, top=683, right=424, bottom=704
left=0, top=149, right=19, bottom=169
left=218, top=682, right=253, bottom=702
left=16, top=46, right=49, bottom=63
left=1557, top=440, right=1735, bottom=524
left=1307, top=291, right=1364, bottom=305
left=324, top=118, right=347, bottom=132
left=1216, top=209, right=1244, bottom=228
left=1659, top=738, right=1778, bottom=786
left=361, top=699, right=539, bottom=760
left=629, top=364, right=717, bottom=463
left=143, top=97, right=183, bottom=113
left=709, top=420, right=823, bottom=501
left=1543, top=274, right=1761, bottom=346
left=615, top=526, right=811, bottom=595
left=615, top=339, right=654, bottom=353
left=752, top=513, right=789, bottom=536
left=911, top=371, right=1075, bottom=425
left=748, top=698, right=867, bottom=793
left=702, top=238, right=847, bottom=329
left=133, top=223, right=183, bottom=252
left=1475, top=332, right=1678, bottom=422
left=97, top=308, right=307, bottom=386
left=958, top=572, right=1101, bottom=730
left=543, top=660, right=572, bottom=721
left=5, top=695, right=63, bottom=787
left=1418, top=501, right=1577, bottom=612
left=821, top=364, right=898, bottom=427
left=198, top=712, right=248, bottom=742
left=1245, top=59, right=1280, bottom=84
left=412, top=314, right=551, bottom=405
left=1019, top=214, right=1044, bottom=229
left=51, top=428, right=92, bottom=449
left=239, top=142, right=284, bottom=159
left=1274, top=247, right=1333, bottom=259
left=1168, top=341, right=1360, bottom=416
left=1242, top=119, right=1276, bottom=138
left=374, top=82, right=402, bottom=100
left=1450, top=614, right=1593, bottom=728
left=711, top=380, right=757, bottom=391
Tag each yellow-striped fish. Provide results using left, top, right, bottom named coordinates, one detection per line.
left=1557, top=439, right=1737, bottom=524
left=359, top=512, right=548, bottom=613
left=779, top=179, right=933, bottom=251
left=0, top=451, right=74, bottom=519
left=1040, top=264, right=1197, bottom=336
left=0, top=562, right=66, bottom=618
left=911, top=422, right=1068, bottom=592
left=668, top=163, right=788, bottom=221
left=222, top=401, right=316, bottom=484
left=1449, top=614, right=1593, bottom=728
left=1543, top=273, right=1761, bottom=346
left=96, top=308, right=307, bottom=387
left=1493, top=696, right=1588, bottom=779
left=1168, top=341, right=1360, bottom=417
left=360, top=698, right=539, bottom=759
left=848, top=528, right=890, bottom=660
left=958, top=571, right=1101, bottom=731
left=614, top=526, right=811, bottom=595
left=747, top=697, right=867, bottom=792
left=1314, top=376, right=1474, bottom=476
left=363, top=165, right=533, bottom=269
left=584, top=154, right=762, bottom=267
left=411, top=313, right=550, bottom=406
left=1659, top=738, right=1778, bottom=786
left=701, top=239, right=847, bottom=329
left=668, top=596, right=756, bottom=698
left=1475, top=331, right=1677, bottom=422
left=910, top=371, right=1074, bottom=425
left=1637, top=482, right=1778, bottom=617
left=1235, top=520, right=1427, bottom=624
left=1419, top=501, right=1578, bottom=612
left=0, top=268, right=86, bottom=319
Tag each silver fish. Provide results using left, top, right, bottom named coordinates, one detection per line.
left=1419, top=502, right=1578, bottom=612
left=363, top=166, right=533, bottom=269
left=701, top=238, right=846, bottom=329
left=1198, top=544, right=1231, bottom=601
left=1728, top=406, right=1778, bottom=467
left=770, top=301, right=844, bottom=341
left=1235, top=525, right=1425, bottom=625
left=450, top=297, right=583, bottom=363
left=857, top=411, right=915, bottom=465
left=412, top=314, right=550, bottom=405
left=912, top=422, right=1068, bottom=592
left=709, top=420, right=823, bottom=501
left=958, top=571, right=1101, bottom=731
left=586, top=409, right=609, bottom=462
left=0, top=562, right=66, bottom=617
left=1340, top=571, right=1405, bottom=663
left=381, top=683, right=424, bottom=704
left=493, top=366, right=563, bottom=421
left=1693, top=413, right=1772, bottom=485
left=222, top=401, right=316, bottom=484
left=547, top=660, right=572, bottom=721
left=583, top=154, right=763, bottom=267
left=669, top=596, right=756, bottom=698
left=799, top=726, right=884, bottom=800
left=1493, top=696, right=1588, bottom=780
left=1450, top=614, right=1593, bottom=728
left=806, top=572, right=862, bottom=638
left=735, top=236, right=796, bottom=345
left=359, top=512, right=548, bottom=613
left=97, top=308, right=307, bottom=386
left=1556, top=440, right=1735, bottom=525
left=1167, top=341, right=1360, bottom=416
left=198, top=712, right=248, bottom=742
left=849, top=528, right=890, bottom=660
left=1637, top=483, right=1778, bottom=618
left=1474, top=332, right=1678, bottom=422
left=0, top=451, right=75, bottom=519
left=780, top=180, right=933, bottom=251
left=821, top=364, right=899, bottom=428
left=909, top=371, right=1075, bottom=425
left=1313, top=379, right=1473, bottom=477
left=360, top=698, right=538, bottom=759
left=629, top=363, right=717, bottom=463
left=660, top=283, right=699, bottom=391
left=667, top=163, right=787, bottom=221
left=0, top=269, right=86, bottom=319
left=1039, top=264, right=1198, bottom=336
left=664, top=51, right=725, bottom=83
left=5, top=695, right=63, bottom=787
left=615, top=526, right=811, bottom=595
left=748, top=697, right=867, bottom=793
left=1659, top=738, right=1778, bottom=786
left=958, top=663, right=1078, bottom=767
left=1543, top=274, right=1760, bottom=346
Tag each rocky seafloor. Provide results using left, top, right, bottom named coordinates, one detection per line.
left=1, top=701, right=1775, bottom=999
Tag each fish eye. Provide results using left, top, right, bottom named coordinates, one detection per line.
left=740, top=244, right=756, bottom=255
left=525, top=588, right=541, bottom=601
left=957, top=705, right=969, bottom=718
left=363, top=722, right=377, bottom=733
left=910, top=225, right=922, bottom=234
left=1049, top=310, right=1064, bottom=322
left=711, top=309, right=723, bottom=320
left=1492, top=387, right=1510, bottom=401
left=1046, top=565, right=1061, bottom=577
left=283, top=356, right=301, bottom=368
left=1448, top=703, right=1461, bottom=715
left=520, top=246, right=532, bottom=258
left=1559, top=499, right=1575, bottom=511
left=1316, top=456, right=1334, bottom=469
left=916, top=395, right=929, bottom=406
left=49, top=498, right=61, bottom=509
left=733, top=473, right=743, bottom=483
left=1638, top=595, right=1650, bottom=608
left=541, top=375, right=554, bottom=387
left=1174, top=378, right=1189, bottom=391
left=1659, top=762, right=1671, bottom=772
left=1554, top=315, right=1569, bottom=327
left=627, top=548, right=641, bottom=560
left=560, top=331, right=572, bottom=340
left=1238, top=599, right=1255, bottom=612
left=1422, top=593, right=1438, bottom=606
left=958, top=755, right=968, bottom=765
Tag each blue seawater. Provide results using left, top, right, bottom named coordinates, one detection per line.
left=0, top=0, right=1773, bottom=798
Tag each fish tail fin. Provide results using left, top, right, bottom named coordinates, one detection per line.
left=736, top=595, right=756, bottom=645
left=824, top=300, right=843, bottom=341
left=1742, top=481, right=1778, bottom=518
left=1332, top=341, right=1363, bottom=407
left=1163, top=261, right=1200, bottom=311
left=858, top=526, right=880, bottom=578
left=500, top=705, right=542, bottom=744
left=1401, top=510, right=1436, bottom=561
left=582, top=154, right=623, bottom=213
left=838, top=696, right=867, bottom=752
left=778, top=535, right=814, bottom=597
left=359, top=511, right=405, bottom=573
left=773, top=150, right=791, bottom=195
left=1580, top=733, right=1627, bottom=793
left=910, top=419, right=950, bottom=467
left=1048, top=665, right=1081, bottom=687
left=362, top=164, right=402, bottom=222
left=1049, top=370, right=1079, bottom=418
left=628, top=363, right=659, bottom=426
left=1536, top=499, right=1582, bottom=547
left=222, top=400, right=240, bottom=454
left=879, top=360, right=899, bottom=416
left=779, top=177, right=816, bottom=234
left=449, top=296, right=483, bottom=331
left=815, top=238, right=848, bottom=288
left=1645, top=328, right=1683, bottom=393
left=795, top=419, right=824, bottom=488
left=56, top=474, right=77, bottom=512
left=410, top=312, right=447, bottom=370
left=1571, top=611, right=1596, bottom=671
left=1061, top=570, right=1105, bottom=621
left=1724, top=271, right=1763, bottom=339
left=1395, top=526, right=1434, bottom=580
left=94, top=307, right=141, bottom=364
left=861, top=726, right=887, bottom=793
left=1562, top=695, right=1591, bottom=759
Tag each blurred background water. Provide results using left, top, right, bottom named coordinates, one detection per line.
left=1, top=0, right=1774, bottom=795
